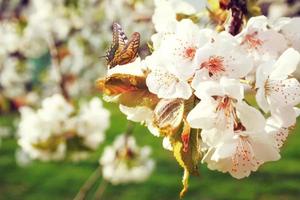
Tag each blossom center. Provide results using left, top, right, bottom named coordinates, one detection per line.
left=201, top=56, right=225, bottom=77
left=184, top=47, right=196, bottom=60
left=215, top=96, right=238, bottom=129
left=241, top=32, right=263, bottom=50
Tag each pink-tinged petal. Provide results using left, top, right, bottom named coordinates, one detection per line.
left=270, top=48, right=300, bottom=80
left=236, top=101, right=266, bottom=131
left=267, top=78, right=300, bottom=107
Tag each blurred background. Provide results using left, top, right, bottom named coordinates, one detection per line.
left=0, top=0, right=300, bottom=199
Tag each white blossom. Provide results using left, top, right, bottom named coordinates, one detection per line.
left=100, top=134, right=155, bottom=184
left=75, top=98, right=110, bottom=150
left=256, top=48, right=300, bottom=121
left=202, top=102, right=280, bottom=179
left=17, top=94, right=110, bottom=161
left=193, top=32, right=253, bottom=81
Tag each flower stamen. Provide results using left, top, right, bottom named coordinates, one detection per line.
left=201, top=56, right=225, bottom=77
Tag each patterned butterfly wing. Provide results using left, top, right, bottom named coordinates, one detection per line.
left=111, top=32, right=140, bottom=67
left=106, top=22, right=128, bottom=67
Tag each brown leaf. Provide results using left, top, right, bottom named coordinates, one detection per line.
left=96, top=73, right=147, bottom=96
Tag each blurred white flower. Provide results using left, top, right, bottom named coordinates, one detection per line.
left=152, top=0, right=205, bottom=33
left=0, top=21, right=21, bottom=54
left=17, top=97, right=69, bottom=161
left=25, top=0, right=71, bottom=41
left=75, top=98, right=110, bottom=150
left=17, top=94, right=110, bottom=161
left=100, top=134, right=155, bottom=184
left=0, top=57, right=32, bottom=99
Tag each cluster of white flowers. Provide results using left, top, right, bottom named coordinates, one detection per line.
left=17, top=94, right=110, bottom=161
left=0, top=0, right=154, bottom=108
left=99, top=2, right=300, bottom=179
left=100, top=134, right=155, bottom=184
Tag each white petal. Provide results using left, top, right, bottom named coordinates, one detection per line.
left=220, top=77, right=244, bottom=101
left=162, top=137, right=173, bottom=151
left=212, top=139, right=236, bottom=161
left=280, top=18, right=300, bottom=52
left=267, top=78, right=300, bottom=107
left=193, top=80, right=223, bottom=98
left=187, top=98, right=218, bottom=129
left=256, top=88, right=270, bottom=113
left=270, top=48, right=300, bottom=80
left=256, top=61, right=276, bottom=89
left=119, top=105, right=152, bottom=123
left=237, top=101, right=266, bottom=131
left=250, top=133, right=281, bottom=161
left=270, top=106, right=298, bottom=127
left=146, top=69, right=192, bottom=99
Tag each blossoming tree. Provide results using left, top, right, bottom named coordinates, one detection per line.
left=97, top=0, right=300, bottom=197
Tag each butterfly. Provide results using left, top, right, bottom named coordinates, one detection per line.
left=105, top=22, right=140, bottom=69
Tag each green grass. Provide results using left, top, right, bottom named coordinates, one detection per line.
left=0, top=103, right=300, bottom=200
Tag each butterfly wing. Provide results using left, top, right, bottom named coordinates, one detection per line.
left=106, top=22, right=128, bottom=67
left=113, top=22, right=128, bottom=50
left=111, top=32, right=140, bottom=67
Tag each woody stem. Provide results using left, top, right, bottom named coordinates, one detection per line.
left=47, top=35, right=70, bottom=101
left=73, top=165, right=102, bottom=200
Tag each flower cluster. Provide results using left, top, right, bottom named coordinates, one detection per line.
left=97, top=1, right=300, bottom=194
left=0, top=0, right=154, bottom=113
left=100, top=134, right=155, bottom=184
left=17, top=94, right=110, bottom=161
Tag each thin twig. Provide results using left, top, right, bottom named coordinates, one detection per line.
left=73, top=166, right=102, bottom=200
left=124, top=121, right=135, bottom=148
left=93, top=179, right=108, bottom=200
